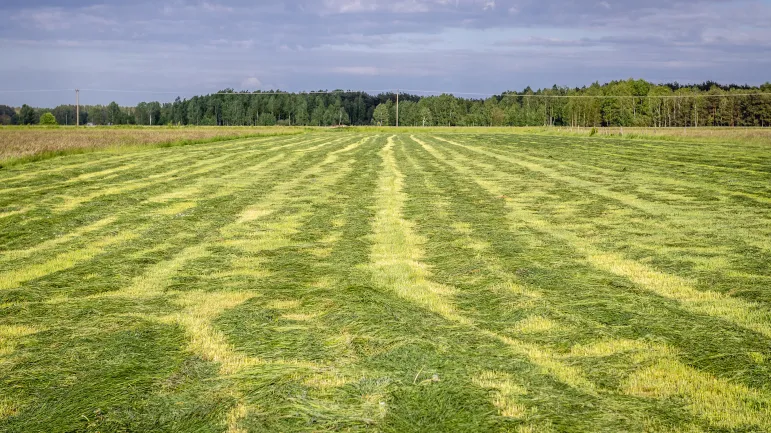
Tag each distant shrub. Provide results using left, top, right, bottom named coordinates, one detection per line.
left=39, top=112, right=58, bottom=126
left=258, top=113, right=277, bottom=126
left=589, top=127, right=597, bottom=136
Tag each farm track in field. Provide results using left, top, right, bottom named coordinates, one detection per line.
left=1, top=132, right=769, bottom=432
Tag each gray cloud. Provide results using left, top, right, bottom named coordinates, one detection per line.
left=1, top=0, right=769, bottom=106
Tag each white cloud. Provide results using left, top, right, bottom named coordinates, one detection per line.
left=202, top=2, right=234, bottom=12
left=241, top=77, right=262, bottom=88
left=14, top=7, right=116, bottom=32
left=209, top=39, right=255, bottom=49
left=321, top=0, right=456, bottom=14
left=331, top=66, right=379, bottom=75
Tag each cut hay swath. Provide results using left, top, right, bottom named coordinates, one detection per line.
left=0, top=130, right=769, bottom=432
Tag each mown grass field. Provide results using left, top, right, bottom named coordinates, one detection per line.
left=1, top=130, right=770, bottom=432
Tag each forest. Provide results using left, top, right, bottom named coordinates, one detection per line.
left=2, top=79, right=771, bottom=128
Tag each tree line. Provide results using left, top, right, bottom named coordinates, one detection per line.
left=2, top=79, right=770, bottom=127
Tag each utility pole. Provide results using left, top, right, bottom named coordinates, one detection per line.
left=396, top=89, right=399, bottom=127
left=76, top=89, right=80, bottom=126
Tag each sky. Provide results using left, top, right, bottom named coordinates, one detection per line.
left=1, top=0, right=770, bottom=106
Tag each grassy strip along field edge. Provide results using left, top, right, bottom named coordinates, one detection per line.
left=0, top=127, right=310, bottom=169
left=344, top=126, right=771, bottom=147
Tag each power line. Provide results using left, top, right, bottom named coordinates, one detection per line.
left=0, top=88, right=395, bottom=96
left=0, top=89, right=73, bottom=93
left=209, top=89, right=394, bottom=95
left=78, top=89, right=394, bottom=95
left=401, top=89, right=771, bottom=98
left=79, top=89, right=183, bottom=94
left=399, top=89, right=494, bottom=96
left=3, top=87, right=770, bottom=99
left=499, top=93, right=771, bottom=99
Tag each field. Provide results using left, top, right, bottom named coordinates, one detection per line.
left=1, top=130, right=770, bottom=432
left=0, top=126, right=304, bottom=166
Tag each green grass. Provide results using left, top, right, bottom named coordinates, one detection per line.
left=1, top=130, right=769, bottom=432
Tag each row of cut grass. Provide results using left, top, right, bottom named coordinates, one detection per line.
left=1, top=130, right=769, bottom=432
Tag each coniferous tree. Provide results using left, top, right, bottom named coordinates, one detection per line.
left=8, top=80, right=771, bottom=128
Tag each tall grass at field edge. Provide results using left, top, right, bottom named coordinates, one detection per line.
left=0, top=129, right=309, bottom=169
left=342, top=126, right=771, bottom=146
